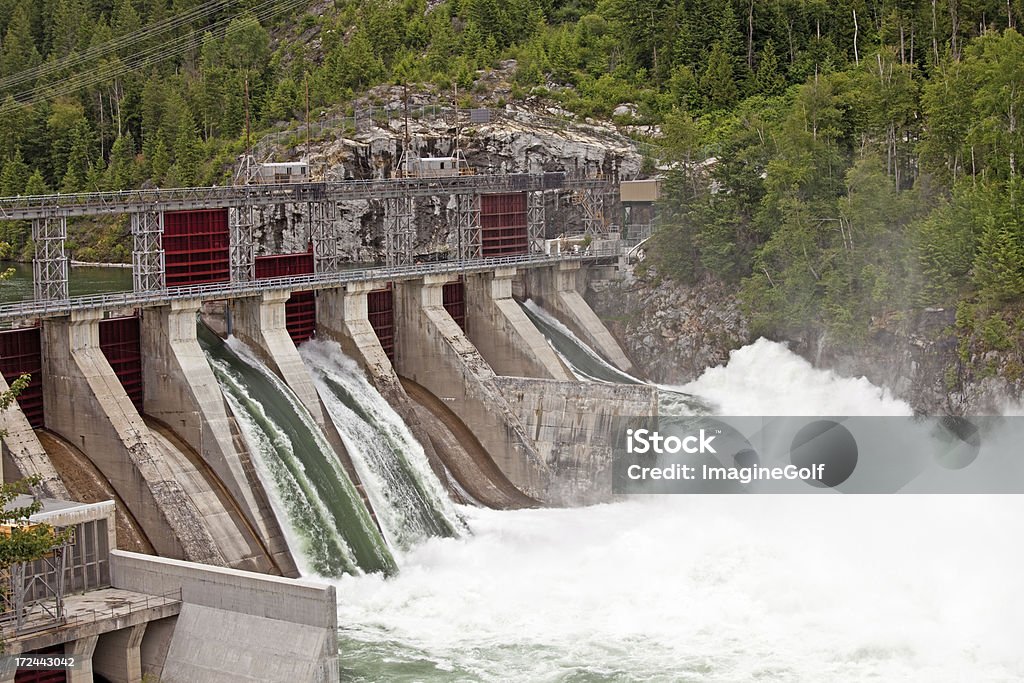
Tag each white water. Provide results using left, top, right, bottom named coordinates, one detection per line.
left=208, top=346, right=343, bottom=577
left=204, top=333, right=393, bottom=577
left=334, top=339, right=1024, bottom=681
left=299, top=339, right=465, bottom=549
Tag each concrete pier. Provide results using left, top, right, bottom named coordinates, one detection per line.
left=142, top=300, right=297, bottom=576
left=41, top=310, right=257, bottom=567
left=464, top=268, right=573, bottom=380
left=394, top=275, right=550, bottom=501
left=228, top=290, right=364, bottom=497
left=229, top=291, right=327, bottom=427
left=0, top=374, right=68, bottom=497
left=525, top=261, right=635, bottom=373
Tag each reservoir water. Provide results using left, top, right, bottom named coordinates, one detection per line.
left=0, top=261, right=132, bottom=303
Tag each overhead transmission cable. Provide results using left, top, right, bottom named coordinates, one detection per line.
left=0, top=0, right=234, bottom=91
left=0, top=0, right=311, bottom=116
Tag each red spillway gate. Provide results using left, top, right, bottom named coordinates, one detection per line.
left=480, top=193, right=528, bottom=257
left=255, top=250, right=316, bottom=344
left=99, top=315, right=144, bottom=413
left=164, top=209, right=230, bottom=287
left=0, top=326, right=44, bottom=428
left=367, top=286, right=395, bottom=362
left=442, top=277, right=466, bottom=332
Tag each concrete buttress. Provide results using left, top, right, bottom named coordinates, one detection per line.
left=463, top=268, right=573, bottom=380
left=141, top=300, right=298, bottom=575
left=42, top=310, right=223, bottom=564
left=393, top=275, right=549, bottom=501
left=526, top=261, right=635, bottom=373
left=0, top=373, right=68, bottom=496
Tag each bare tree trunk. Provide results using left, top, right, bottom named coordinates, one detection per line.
left=932, top=0, right=940, bottom=64
left=853, top=9, right=860, bottom=65
left=748, top=0, right=755, bottom=69
left=900, top=22, right=906, bottom=64
left=788, top=20, right=796, bottom=65
left=949, top=0, right=961, bottom=61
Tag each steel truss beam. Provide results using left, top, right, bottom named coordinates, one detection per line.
left=229, top=206, right=255, bottom=283
left=32, top=216, right=68, bottom=301
left=132, top=211, right=165, bottom=292
left=309, top=199, right=341, bottom=275
left=578, top=188, right=605, bottom=236
left=456, top=193, right=481, bottom=260
left=383, top=195, right=414, bottom=266
left=527, top=190, right=546, bottom=253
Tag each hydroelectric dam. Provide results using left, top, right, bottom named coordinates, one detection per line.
left=0, top=171, right=657, bottom=681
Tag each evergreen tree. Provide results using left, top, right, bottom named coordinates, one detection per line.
left=700, top=41, right=739, bottom=110
left=753, top=39, right=786, bottom=95
left=0, top=5, right=42, bottom=78
left=24, top=169, right=50, bottom=195
left=105, top=134, right=136, bottom=190
left=0, top=149, right=29, bottom=195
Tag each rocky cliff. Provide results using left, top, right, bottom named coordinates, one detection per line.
left=586, top=266, right=1022, bottom=415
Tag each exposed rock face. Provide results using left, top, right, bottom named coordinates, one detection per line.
left=588, top=267, right=1022, bottom=415
left=253, top=97, right=643, bottom=260
left=585, top=268, right=751, bottom=386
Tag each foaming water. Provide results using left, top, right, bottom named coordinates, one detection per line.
left=334, top=338, right=1023, bottom=681
left=299, top=339, right=464, bottom=549
left=678, top=337, right=912, bottom=416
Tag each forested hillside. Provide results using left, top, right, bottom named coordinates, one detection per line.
left=0, top=0, right=1022, bottom=383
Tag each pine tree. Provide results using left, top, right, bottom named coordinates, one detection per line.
left=0, top=149, right=29, bottom=195
left=105, top=134, right=136, bottom=190
left=169, top=124, right=201, bottom=186
left=0, top=5, right=42, bottom=78
left=700, top=41, right=739, bottom=110
left=60, top=124, right=93, bottom=193
left=753, top=39, right=786, bottom=95
left=24, top=169, right=50, bottom=195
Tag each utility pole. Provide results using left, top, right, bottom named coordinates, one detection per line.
left=244, top=76, right=251, bottom=157
left=305, top=72, right=311, bottom=165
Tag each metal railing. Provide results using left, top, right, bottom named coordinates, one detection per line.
left=0, top=173, right=608, bottom=221
left=0, top=249, right=625, bottom=322
left=1, top=588, right=181, bottom=638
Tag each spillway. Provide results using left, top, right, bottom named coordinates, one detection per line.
left=198, top=324, right=395, bottom=578
left=299, top=339, right=464, bottom=550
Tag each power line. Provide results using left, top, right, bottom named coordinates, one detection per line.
left=0, top=0, right=235, bottom=91
left=0, top=0, right=311, bottom=116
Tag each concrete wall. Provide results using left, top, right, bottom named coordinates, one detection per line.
left=42, top=311, right=202, bottom=561
left=141, top=300, right=297, bottom=576
left=394, top=275, right=550, bottom=501
left=523, top=261, right=635, bottom=373
left=494, top=377, right=658, bottom=505
left=110, top=551, right=338, bottom=683
left=463, top=268, right=572, bottom=380
left=0, top=374, right=68, bottom=497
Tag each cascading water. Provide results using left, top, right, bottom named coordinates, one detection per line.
left=521, top=298, right=643, bottom=385
left=521, top=298, right=702, bottom=415
left=332, top=338, right=1024, bottom=681
left=198, top=324, right=396, bottom=578
left=299, top=339, right=465, bottom=550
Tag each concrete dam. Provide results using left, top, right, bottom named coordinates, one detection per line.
left=0, top=173, right=656, bottom=680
